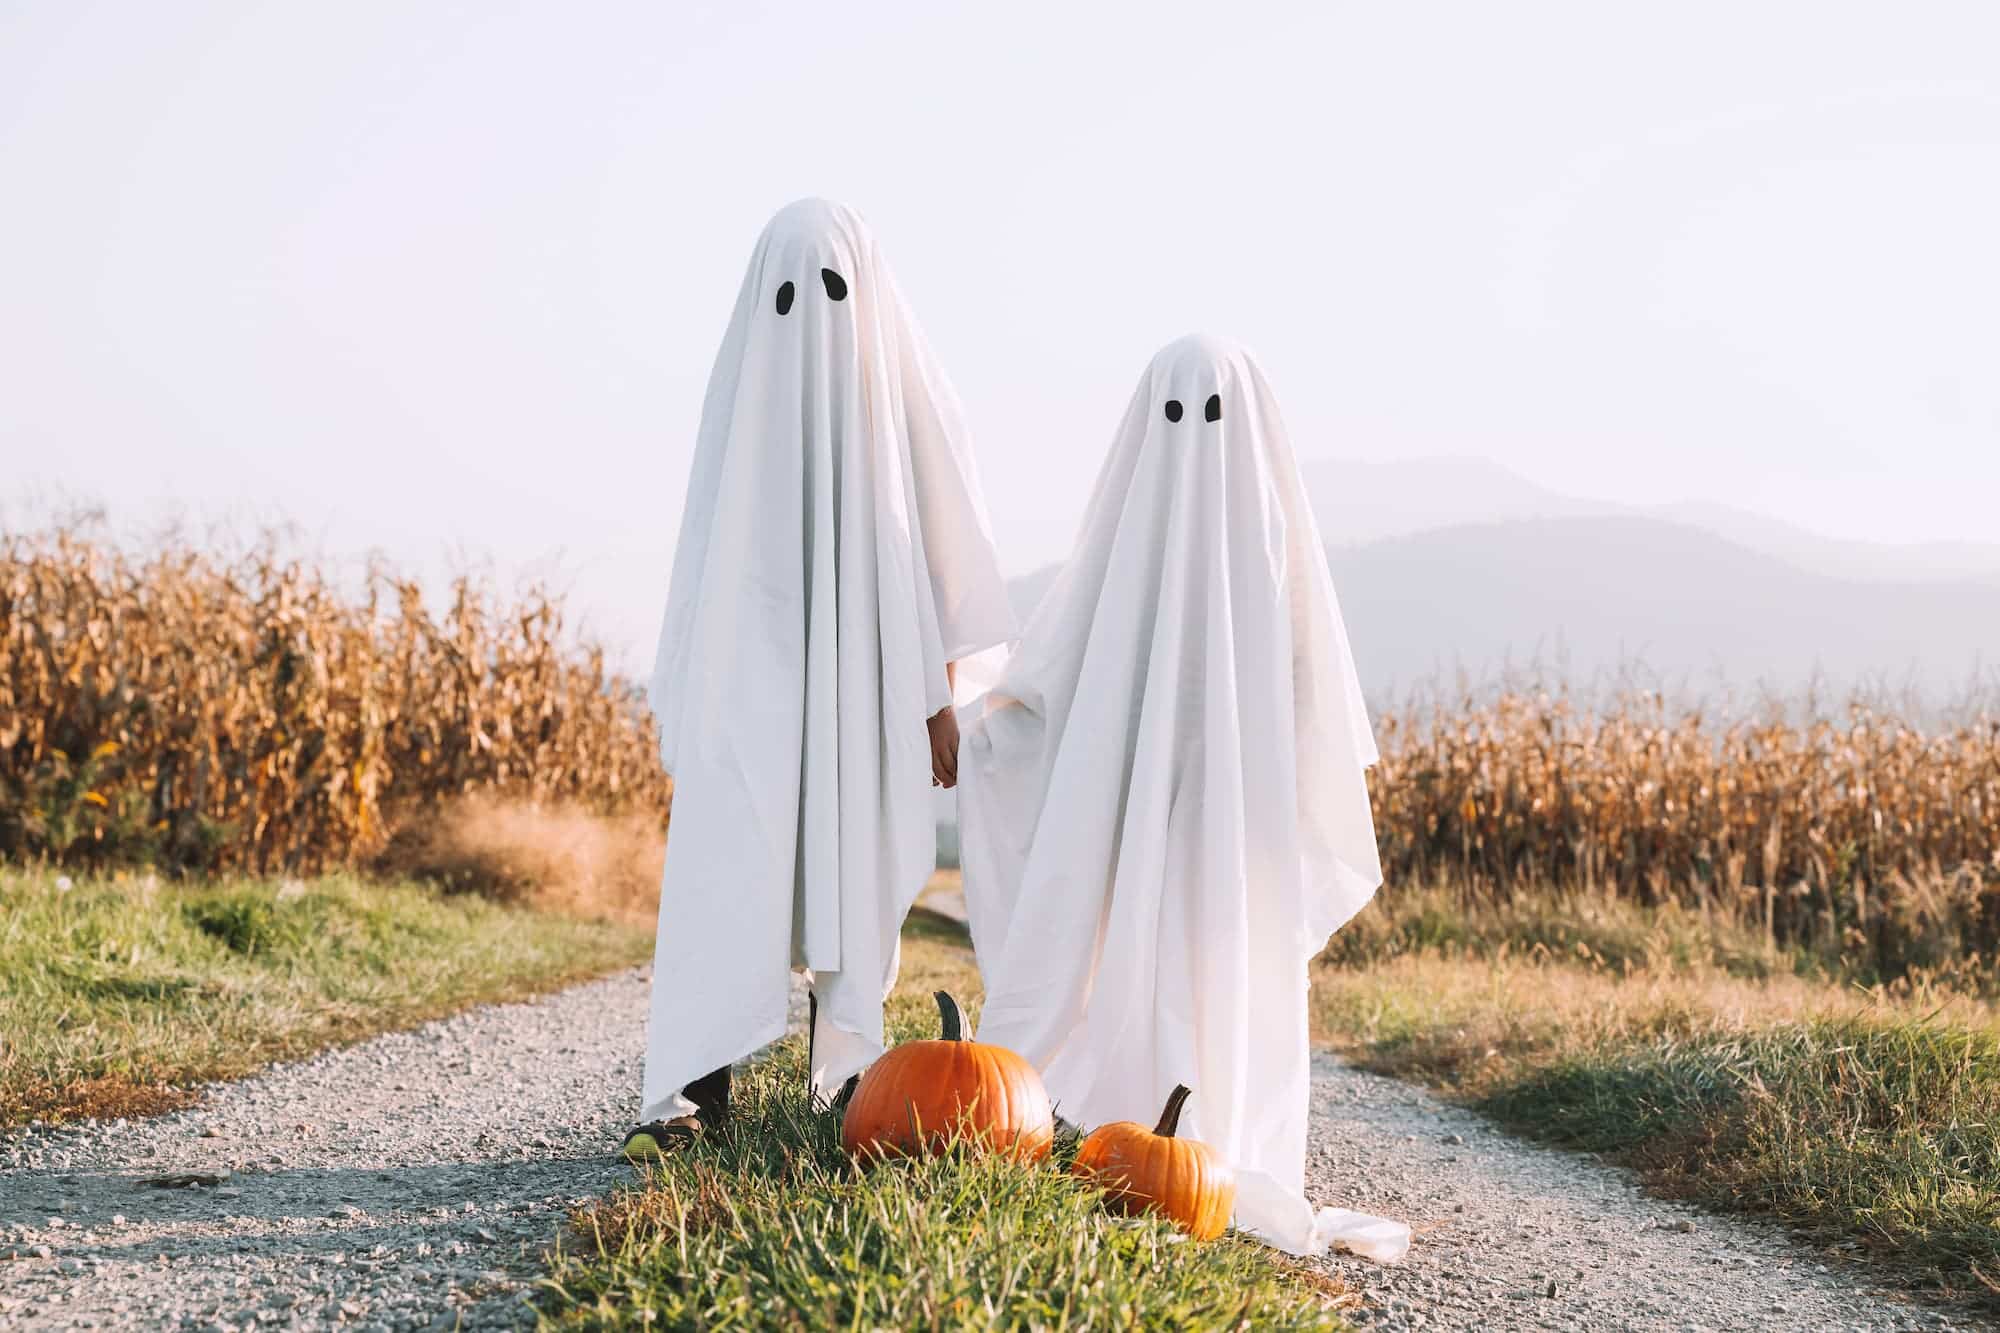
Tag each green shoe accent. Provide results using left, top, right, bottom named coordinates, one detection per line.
left=621, top=1118, right=700, bottom=1163
left=621, top=1129, right=665, bottom=1163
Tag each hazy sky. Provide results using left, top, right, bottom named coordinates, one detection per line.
left=4, top=1, right=1997, bottom=662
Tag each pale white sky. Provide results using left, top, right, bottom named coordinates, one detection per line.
left=4, top=1, right=1997, bottom=662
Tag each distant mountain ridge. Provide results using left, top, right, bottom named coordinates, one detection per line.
left=1300, top=457, right=2000, bottom=587
left=1324, top=515, right=1999, bottom=698
left=1001, top=462, right=2000, bottom=698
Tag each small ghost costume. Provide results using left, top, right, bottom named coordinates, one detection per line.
left=641, top=199, right=1015, bottom=1123
left=958, top=335, right=1406, bottom=1261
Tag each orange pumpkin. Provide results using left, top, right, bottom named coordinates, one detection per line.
left=1072, top=1084, right=1236, bottom=1240
left=841, top=991, right=1054, bottom=1162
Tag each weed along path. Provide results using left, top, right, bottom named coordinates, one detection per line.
left=0, top=950, right=1963, bottom=1331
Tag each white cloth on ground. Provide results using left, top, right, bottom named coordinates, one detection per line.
left=640, top=199, right=1015, bottom=1122
left=958, top=334, right=1405, bottom=1259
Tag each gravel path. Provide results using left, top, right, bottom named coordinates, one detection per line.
left=0, top=969, right=806, bottom=1332
left=0, top=960, right=1979, bottom=1331
left=1309, top=1055, right=1971, bottom=1331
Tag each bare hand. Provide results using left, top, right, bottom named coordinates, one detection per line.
left=927, top=705, right=960, bottom=789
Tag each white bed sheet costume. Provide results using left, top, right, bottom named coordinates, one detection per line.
left=958, top=335, right=1409, bottom=1261
left=640, top=199, right=1016, bottom=1124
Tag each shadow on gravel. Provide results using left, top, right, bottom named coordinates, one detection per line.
left=0, top=1154, right=630, bottom=1260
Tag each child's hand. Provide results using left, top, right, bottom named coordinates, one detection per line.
left=927, top=706, right=960, bottom=789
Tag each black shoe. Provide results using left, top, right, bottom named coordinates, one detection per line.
left=685, top=1063, right=734, bottom=1128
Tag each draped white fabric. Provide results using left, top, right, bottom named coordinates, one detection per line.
left=641, top=199, right=1015, bottom=1122
left=959, top=335, right=1403, bottom=1259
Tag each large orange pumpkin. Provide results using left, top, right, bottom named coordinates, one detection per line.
left=1072, top=1084, right=1236, bottom=1240
left=841, top=991, right=1054, bottom=1162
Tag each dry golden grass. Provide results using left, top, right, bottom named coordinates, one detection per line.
left=372, top=795, right=666, bottom=925
left=11, top=1073, right=199, bottom=1125
left=1314, top=948, right=1978, bottom=1089
left=1, top=521, right=670, bottom=875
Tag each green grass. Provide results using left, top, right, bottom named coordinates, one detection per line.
left=537, top=917, right=1353, bottom=1331
left=1312, top=887, right=2000, bottom=1307
left=0, top=867, right=651, bottom=1128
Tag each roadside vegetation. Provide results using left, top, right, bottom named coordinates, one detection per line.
left=11, top=517, right=2000, bottom=1313
left=0, top=868, right=650, bottom=1128
left=1315, top=886, right=2000, bottom=1306
left=3, top=520, right=670, bottom=1126
left=11, top=521, right=1997, bottom=985
left=537, top=910, right=1355, bottom=1332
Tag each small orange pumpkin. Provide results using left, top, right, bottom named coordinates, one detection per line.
left=841, top=991, right=1054, bottom=1162
left=1072, top=1084, right=1236, bottom=1240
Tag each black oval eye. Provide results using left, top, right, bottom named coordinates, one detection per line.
left=1204, top=393, right=1222, bottom=422
left=1163, top=399, right=1183, bottom=422
left=821, top=268, right=847, bottom=301
left=775, top=281, right=795, bottom=316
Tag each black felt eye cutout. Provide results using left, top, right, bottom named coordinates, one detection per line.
left=821, top=268, right=847, bottom=301
left=775, top=281, right=795, bottom=316
left=1163, top=399, right=1184, bottom=423
left=1204, top=393, right=1222, bottom=422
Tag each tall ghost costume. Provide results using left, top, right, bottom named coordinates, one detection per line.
left=641, top=200, right=1015, bottom=1124
left=959, top=335, right=1407, bottom=1260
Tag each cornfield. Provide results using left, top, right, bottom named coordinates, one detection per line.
left=6, top=522, right=1999, bottom=975
left=1368, top=689, right=2000, bottom=974
left=1, top=523, right=670, bottom=874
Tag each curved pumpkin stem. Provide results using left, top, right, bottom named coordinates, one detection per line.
left=1155, top=1084, right=1193, bottom=1138
left=934, top=991, right=966, bottom=1042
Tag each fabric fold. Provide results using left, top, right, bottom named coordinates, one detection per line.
left=1233, top=1167, right=1412, bottom=1261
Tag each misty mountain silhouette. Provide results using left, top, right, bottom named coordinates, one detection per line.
left=1300, top=457, right=2000, bottom=587
left=1002, top=461, right=2000, bottom=696
left=1325, top=516, right=1999, bottom=697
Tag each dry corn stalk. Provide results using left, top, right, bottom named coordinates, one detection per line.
left=1367, top=688, right=2000, bottom=967
left=1, top=523, right=670, bottom=873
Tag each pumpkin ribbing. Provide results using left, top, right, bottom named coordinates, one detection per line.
left=1073, top=1084, right=1237, bottom=1241
left=839, top=991, right=1053, bottom=1163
